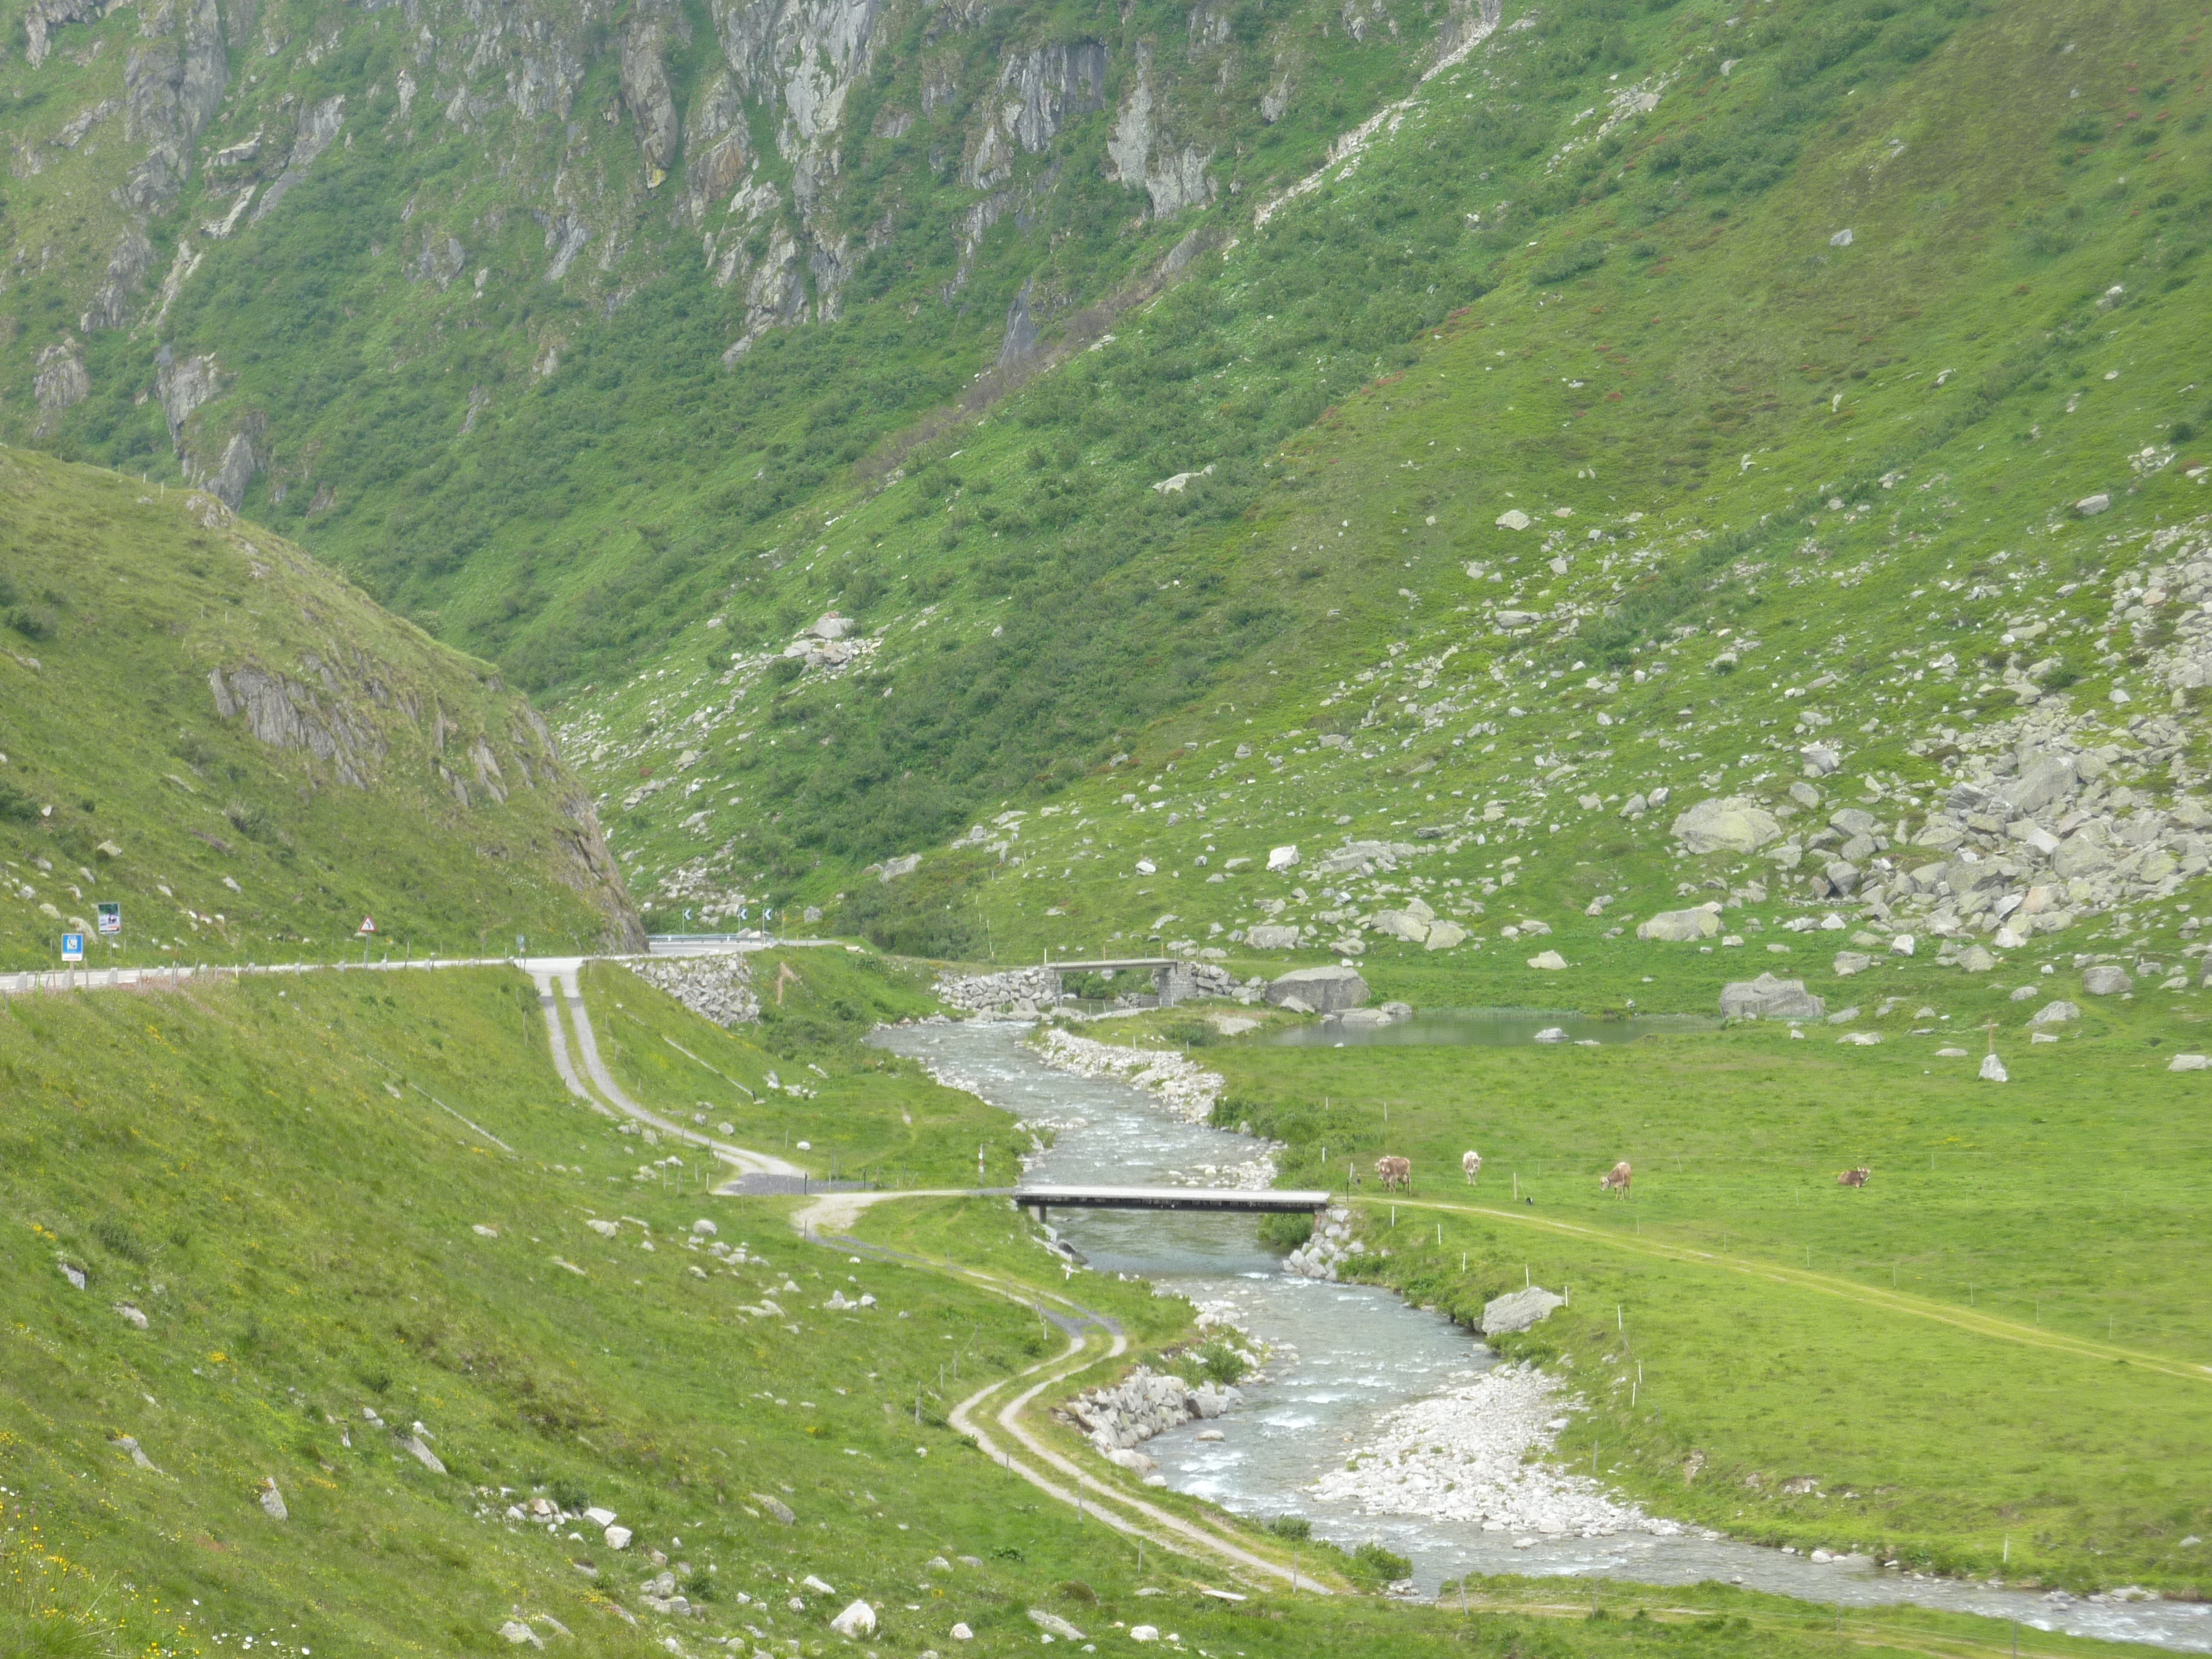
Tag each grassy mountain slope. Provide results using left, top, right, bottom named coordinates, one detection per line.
left=0, top=448, right=638, bottom=968
left=553, top=0, right=2211, bottom=956
left=0, top=954, right=2045, bottom=1659
left=2, top=0, right=1464, bottom=676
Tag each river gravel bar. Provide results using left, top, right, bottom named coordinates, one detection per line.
left=1310, top=1362, right=1684, bottom=1539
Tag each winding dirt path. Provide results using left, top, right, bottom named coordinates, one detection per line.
left=529, top=959, right=800, bottom=1177
left=791, top=1191, right=1326, bottom=1592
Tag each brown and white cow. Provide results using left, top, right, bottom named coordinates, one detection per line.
left=1376, top=1155, right=1412, bottom=1192
left=1463, top=1150, right=1482, bottom=1186
left=1599, top=1161, right=1632, bottom=1199
left=1837, top=1167, right=1871, bottom=1188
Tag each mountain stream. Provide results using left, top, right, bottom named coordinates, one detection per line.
left=868, top=1017, right=2210, bottom=1652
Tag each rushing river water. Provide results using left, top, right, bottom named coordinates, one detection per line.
left=869, top=1017, right=2211, bottom=1652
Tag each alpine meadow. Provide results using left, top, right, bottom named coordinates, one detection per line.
left=2, top=0, right=2211, bottom=1653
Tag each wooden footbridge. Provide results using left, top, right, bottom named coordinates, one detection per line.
left=1012, top=1185, right=1334, bottom=1223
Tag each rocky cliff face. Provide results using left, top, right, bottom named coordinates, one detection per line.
left=3, top=0, right=1450, bottom=508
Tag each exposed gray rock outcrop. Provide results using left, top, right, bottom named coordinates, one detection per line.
left=620, top=0, right=686, bottom=179
left=157, top=346, right=227, bottom=448
left=967, top=39, right=1107, bottom=188
left=199, top=420, right=265, bottom=509
left=209, top=665, right=385, bottom=788
left=121, top=0, right=227, bottom=213
left=32, top=338, right=89, bottom=435
left=80, top=224, right=155, bottom=331
left=250, top=95, right=345, bottom=223
left=24, top=0, right=106, bottom=69
left=1104, top=44, right=1215, bottom=218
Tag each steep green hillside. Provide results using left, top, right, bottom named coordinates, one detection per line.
left=546, top=0, right=2212, bottom=960
left=12, top=0, right=2208, bottom=922
left=0, top=448, right=638, bottom=967
left=2, top=0, right=1464, bottom=676
left=0, top=957, right=2043, bottom=1659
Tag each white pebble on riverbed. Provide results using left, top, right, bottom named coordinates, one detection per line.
left=1309, top=1362, right=1681, bottom=1539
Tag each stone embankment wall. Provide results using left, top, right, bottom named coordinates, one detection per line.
left=625, top=954, right=759, bottom=1025
left=1279, top=1207, right=1362, bottom=1280
left=1063, top=1366, right=1242, bottom=1460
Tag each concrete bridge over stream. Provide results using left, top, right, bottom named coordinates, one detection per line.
left=1039, top=956, right=1200, bottom=1005
left=1011, top=1185, right=1335, bottom=1224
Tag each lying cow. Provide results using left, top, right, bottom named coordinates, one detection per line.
left=1837, top=1167, right=1871, bottom=1188
left=1376, top=1155, right=1412, bottom=1192
left=1599, top=1161, right=1632, bottom=1199
left=1463, top=1149, right=1482, bottom=1186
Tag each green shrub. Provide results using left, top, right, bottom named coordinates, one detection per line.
left=1532, top=239, right=1607, bottom=286
left=92, top=1216, right=150, bottom=1263
left=1352, top=1540, right=1412, bottom=1581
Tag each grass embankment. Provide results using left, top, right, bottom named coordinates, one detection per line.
left=1102, top=995, right=2212, bottom=1592
left=0, top=449, right=636, bottom=972
left=0, top=959, right=2073, bottom=1659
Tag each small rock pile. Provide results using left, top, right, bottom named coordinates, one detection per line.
left=1065, top=1366, right=1242, bottom=1453
left=624, top=955, right=759, bottom=1026
left=637, top=1569, right=702, bottom=1618
left=1281, top=1207, right=1362, bottom=1281
left=1035, top=1028, right=1224, bottom=1123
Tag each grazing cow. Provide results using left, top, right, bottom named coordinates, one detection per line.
left=1463, top=1149, right=1483, bottom=1186
left=1599, top=1161, right=1632, bottom=1199
left=1376, top=1155, right=1412, bottom=1192
left=1837, top=1167, right=1871, bottom=1188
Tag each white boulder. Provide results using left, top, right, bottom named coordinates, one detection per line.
left=1637, top=904, right=1721, bottom=942
left=1481, top=1286, right=1564, bottom=1335
left=1670, top=797, right=1785, bottom=854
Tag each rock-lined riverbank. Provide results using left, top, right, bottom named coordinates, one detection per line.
left=1279, top=1207, right=1363, bottom=1281
left=1064, top=1367, right=1244, bottom=1464
left=1034, top=1028, right=1225, bottom=1126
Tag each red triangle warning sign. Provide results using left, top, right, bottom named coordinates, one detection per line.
left=358, top=916, right=377, bottom=934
